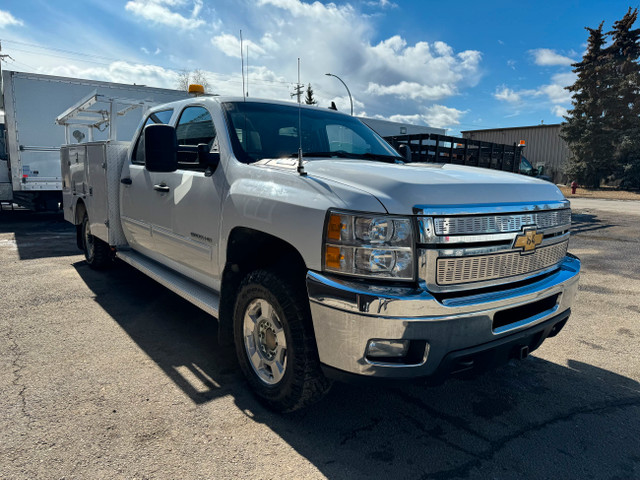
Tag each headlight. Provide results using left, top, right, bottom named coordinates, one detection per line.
left=323, top=211, right=415, bottom=280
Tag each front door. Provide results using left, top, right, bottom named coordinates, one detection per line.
left=155, top=105, right=222, bottom=287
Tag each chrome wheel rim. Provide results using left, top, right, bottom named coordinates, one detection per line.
left=243, top=298, right=287, bottom=385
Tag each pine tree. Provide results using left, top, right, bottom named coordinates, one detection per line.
left=304, top=83, right=318, bottom=105
left=605, top=7, right=640, bottom=188
left=561, top=22, right=611, bottom=188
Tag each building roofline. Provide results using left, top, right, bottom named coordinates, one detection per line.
left=461, top=123, right=563, bottom=134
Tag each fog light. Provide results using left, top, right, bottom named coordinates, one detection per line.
left=367, top=339, right=410, bottom=358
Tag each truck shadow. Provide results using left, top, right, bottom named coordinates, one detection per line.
left=75, top=260, right=640, bottom=480
left=570, top=212, right=614, bottom=235
left=0, top=209, right=77, bottom=260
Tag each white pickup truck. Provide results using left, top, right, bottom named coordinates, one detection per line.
left=62, top=95, right=580, bottom=411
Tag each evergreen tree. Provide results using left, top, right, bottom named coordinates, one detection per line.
left=304, top=83, right=318, bottom=105
left=605, top=8, right=640, bottom=188
left=561, top=22, right=611, bottom=188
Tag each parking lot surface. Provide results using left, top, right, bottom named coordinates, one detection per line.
left=1, top=201, right=639, bottom=479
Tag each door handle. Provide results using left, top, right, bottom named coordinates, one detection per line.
left=153, top=183, right=170, bottom=193
left=120, top=177, right=132, bottom=185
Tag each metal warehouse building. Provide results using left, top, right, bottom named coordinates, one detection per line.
left=461, top=124, right=569, bottom=184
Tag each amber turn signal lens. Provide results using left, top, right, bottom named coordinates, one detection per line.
left=327, top=214, right=343, bottom=241
left=325, top=245, right=343, bottom=269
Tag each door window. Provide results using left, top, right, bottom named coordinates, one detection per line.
left=132, top=109, right=174, bottom=165
left=175, top=106, right=218, bottom=166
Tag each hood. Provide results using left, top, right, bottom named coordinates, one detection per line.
left=303, top=159, right=565, bottom=215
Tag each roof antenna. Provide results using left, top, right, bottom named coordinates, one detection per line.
left=296, top=57, right=306, bottom=176
left=246, top=45, right=249, bottom=97
left=240, top=30, right=245, bottom=99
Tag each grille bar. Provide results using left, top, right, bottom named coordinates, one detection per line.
left=436, top=241, right=568, bottom=286
left=433, top=209, right=571, bottom=236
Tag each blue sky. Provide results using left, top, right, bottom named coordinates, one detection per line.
left=0, top=0, right=636, bottom=134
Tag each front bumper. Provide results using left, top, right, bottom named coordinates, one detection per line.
left=306, top=254, right=580, bottom=379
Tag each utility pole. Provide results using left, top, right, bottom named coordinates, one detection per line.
left=0, top=41, right=15, bottom=107
left=290, top=58, right=303, bottom=103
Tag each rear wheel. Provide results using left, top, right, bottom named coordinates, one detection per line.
left=81, top=213, right=113, bottom=269
left=233, top=269, right=331, bottom=412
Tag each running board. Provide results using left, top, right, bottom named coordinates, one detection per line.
left=116, top=250, right=220, bottom=318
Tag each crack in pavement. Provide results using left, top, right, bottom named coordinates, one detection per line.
left=7, top=323, right=33, bottom=431
left=393, top=390, right=640, bottom=480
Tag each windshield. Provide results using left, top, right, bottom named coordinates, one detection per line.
left=520, top=155, right=533, bottom=174
left=223, top=101, right=401, bottom=163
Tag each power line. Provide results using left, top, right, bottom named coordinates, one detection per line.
left=0, top=37, right=294, bottom=87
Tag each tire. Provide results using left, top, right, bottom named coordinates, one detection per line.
left=233, top=269, right=331, bottom=412
left=81, top=213, right=113, bottom=269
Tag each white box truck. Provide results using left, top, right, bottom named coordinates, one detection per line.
left=0, top=70, right=188, bottom=210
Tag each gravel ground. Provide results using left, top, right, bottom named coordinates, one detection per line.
left=1, top=202, right=639, bottom=480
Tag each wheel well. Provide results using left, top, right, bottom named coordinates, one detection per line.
left=218, top=227, right=308, bottom=345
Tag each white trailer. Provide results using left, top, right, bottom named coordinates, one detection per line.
left=0, top=70, right=189, bottom=210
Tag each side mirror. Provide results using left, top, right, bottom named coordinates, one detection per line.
left=398, top=143, right=412, bottom=162
left=145, top=124, right=177, bottom=173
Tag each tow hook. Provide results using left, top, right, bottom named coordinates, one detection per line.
left=519, top=346, right=529, bottom=360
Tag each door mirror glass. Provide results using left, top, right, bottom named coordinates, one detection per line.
left=145, top=124, right=177, bottom=173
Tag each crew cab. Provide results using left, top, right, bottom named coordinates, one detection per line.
left=62, top=95, right=580, bottom=411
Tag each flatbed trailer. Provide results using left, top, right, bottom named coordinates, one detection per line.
left=384, top=133, right=524, bottom=173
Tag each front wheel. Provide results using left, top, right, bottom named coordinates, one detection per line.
left=81, top=213, right=113, bottom=269
left=233, top=269, right=331, bottom=412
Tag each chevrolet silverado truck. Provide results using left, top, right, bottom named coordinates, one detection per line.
left=61, top=95, right=581, bottom=412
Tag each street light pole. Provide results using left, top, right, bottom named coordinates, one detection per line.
left=325, top=73, right=353, bottom=116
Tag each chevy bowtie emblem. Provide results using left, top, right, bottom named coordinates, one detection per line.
left=514, top=229, right=543, bottom=253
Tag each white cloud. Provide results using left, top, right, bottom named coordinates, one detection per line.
left=421, top=104, right=467, bottom=129
left=530, top=48, right=575, bottom=66
left=0, top=9, right=24, bottom=28
left=383, top=104, right=466, bottom=129
left=366, top=0, right=398, bottom=7
left=365, top=35, right=482, bottom=94
left=47, top=61, right=179, bottom=89
left=250, top=0, right=481, bottom=106
left=494, top=87, right=521, bottom=103
left=125, top=0, right=205, bottom=29
left=494, top=71, right=575, bottom=118
left=552, top=105, right=568, bottom=117
left=211, top=33, right=268, bottom=59
left=367, top=81, right=455, bottom=100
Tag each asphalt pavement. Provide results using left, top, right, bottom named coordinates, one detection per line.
left=1, top=200, right=639, bottom=479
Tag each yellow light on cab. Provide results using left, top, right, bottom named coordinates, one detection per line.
left=188, top=84, right=205, bottom=96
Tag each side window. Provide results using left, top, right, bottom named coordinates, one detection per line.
left=132, top=109, right=173, bottom=165
left=175, top=106, right=217, bottom=166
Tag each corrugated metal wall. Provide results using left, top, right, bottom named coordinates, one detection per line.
left=461, top=124, right=569, bottom=183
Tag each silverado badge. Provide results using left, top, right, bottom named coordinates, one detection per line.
left=514, top=229, right=543, bottom=253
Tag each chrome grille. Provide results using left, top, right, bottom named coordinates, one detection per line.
left=436, top=241, right=568, bottom=286
left=433, top=209, right=571, bottom=236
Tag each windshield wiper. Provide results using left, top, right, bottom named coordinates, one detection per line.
left=286, top=151, right=403, bottom=163
left=355, top=152, right=405, bottom=164
left=287, top=150, right=351, bottom=158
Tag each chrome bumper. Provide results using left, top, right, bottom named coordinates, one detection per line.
left=306, top=254, right=580, bottom=378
